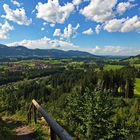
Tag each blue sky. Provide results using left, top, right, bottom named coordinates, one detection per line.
left=0, top=0, right=140, bottom=55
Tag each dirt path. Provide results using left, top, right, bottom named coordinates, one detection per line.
left=1, top=117, right=36, bottom=140
left=15, top=125, right=35, bottom=140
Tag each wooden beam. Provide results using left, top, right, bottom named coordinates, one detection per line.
left=32, top=99, right=72, bottom=140
left=50, top=127, right=56, bottom=140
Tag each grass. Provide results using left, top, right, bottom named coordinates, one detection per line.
left=0, top=112, right=49, bottom=140
left=31, top=121, right=50, bottom=140
left=104, top=65, right=124, bottom=70
left=135, top=78, right=140, bottom=96
left=0, top=65, right=8, bottom=70
left=0, top=118, right=15, bottom=140
left=0, top=112, right=27, bottom=140
left=134, top=64, right=140, bottom=67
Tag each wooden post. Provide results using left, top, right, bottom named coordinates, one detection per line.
left=50, top=127, right=56, bottom=140
left=27, top=103, right=33, bottom=124
left=27, top=109, right=31, bottom=123
left=34, top=105, right=37, bottom=124
left=27, top=112, right=30, bottom=123
left=29, top=99, right=72, bottom=140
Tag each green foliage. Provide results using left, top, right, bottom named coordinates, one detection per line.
left=34, top=125, right=46, bottom=140
left=0, top=118, right=15, bottom=140
left=0, top=60, right=139, bottom=139
left=65, top=89, right=114, bottom=139
left=113, top=98, right=140, bottom=139
left=63, top=89, right=140, bottom=139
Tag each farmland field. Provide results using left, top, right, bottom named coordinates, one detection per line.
left=104, top=64, right=124, bottom=70
left=135, top=78, right=140, bottom=95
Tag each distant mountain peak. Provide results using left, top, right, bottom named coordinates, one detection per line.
left=0, top=44, right=9, bottom=48
left=13, top=46, right=29, bottom=50
left=0, top=44, right=96, bottom=58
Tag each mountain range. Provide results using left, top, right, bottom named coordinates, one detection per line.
left=0, top=44, right=97, bottom=58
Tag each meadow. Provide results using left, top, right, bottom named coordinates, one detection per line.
left=104, top=64, right=124, bottom=70
left=135, top=78, right=140, bottom=95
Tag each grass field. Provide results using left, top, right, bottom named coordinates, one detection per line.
left=134, top=64, right=140, bottom=67
left=134, top=78, right=140, bottom=96
left=135, top=78, right=140, bottom=92
left=104, top=65, right=124, bottom=70
left=0, top=65, right=8, bottom=70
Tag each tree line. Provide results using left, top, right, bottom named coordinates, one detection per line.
left=0, top=66, right=139, bottom=139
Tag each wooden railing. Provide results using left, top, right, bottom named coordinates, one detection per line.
left=27, top=99, right=72, bottom=140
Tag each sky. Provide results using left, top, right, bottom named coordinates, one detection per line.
left=0, top=0, right=140, bottom=56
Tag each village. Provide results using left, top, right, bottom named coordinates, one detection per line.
left=0, top=60, right=64, bottom=71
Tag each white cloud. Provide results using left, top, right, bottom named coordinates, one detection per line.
left=0, top=21, right=14, bottom=39
left=104, top=18, right=125, bottom=32
left=92, top=46, right=122, bottom=54
left=117, top=2, right=136, bottom=15
left=91, top=46, right=101, bottom=53
left=11, top=0, right=22, bottom=7
left=2, top=4, right=32, bottom=26
left=73, top=0, right=82, bottom=6
left=80, top=0, right=117, bottom=23
left=6, top=37, right=140, bottom=55
left=79, top=0, right=138, bottom=34
left=53, top=29, right=61, bottom=36
left=91, top=45, right=140, bottom=55
left=53, top=23, right=80, bottom=39
left=43, top=22, right=47, bottom=26
left=95, top=24, right=101, bottom=34
left=104, top=16, right=140, bottom=33
left=50, top=23, right=55, bottom=27
left=6, top=36, right=80, bottom=50
left=41, top=27, right=45, bottom=31
left=36, top=0, right=74, bottom=24
left=82, top=28, right=94, bottom=35
left=31, top=9, right=36, bottom=14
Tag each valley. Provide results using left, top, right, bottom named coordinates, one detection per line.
left=0, top=51, right=140, bottom=139
left=0, top=0, right=140, bottom=139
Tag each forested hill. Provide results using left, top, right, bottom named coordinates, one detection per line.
left=121, top=54, right=140, bottom=64
left=0, top=44, right=97, bottom=58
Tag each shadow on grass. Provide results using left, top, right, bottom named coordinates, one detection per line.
left=0, top=117, right=36, bottom=140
